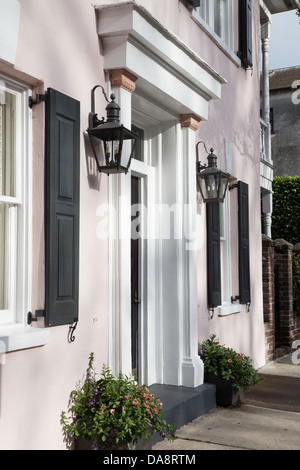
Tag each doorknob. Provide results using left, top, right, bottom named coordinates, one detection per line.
left=134, top=292, right=141, bottom=304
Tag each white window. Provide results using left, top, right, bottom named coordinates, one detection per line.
left=219, top=192, right=242, bottom=316
left=195, top=0, right=234, bottom=50
left=0, top=76, right=31, bottom=327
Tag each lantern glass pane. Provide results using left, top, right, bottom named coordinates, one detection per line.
left=89, top=134, right=105, bottom=168
left=219, top=174, right=229, bottom=201
left=105, top=140, right=120, bottom=167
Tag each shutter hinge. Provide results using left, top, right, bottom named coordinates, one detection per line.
left=28, top=93, right=47, bottom=109
left=27, top=310, right=45, bottom=325
left=231, top=296, right=240, bottom=303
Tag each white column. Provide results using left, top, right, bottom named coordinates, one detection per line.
left=261, top=21, right=271, bottom=163
left=180, top=114, right=204, bottom=388
left=262, top=192, right=272, bottom=239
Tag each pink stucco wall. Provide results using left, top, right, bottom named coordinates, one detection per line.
left=0, top=0, right=110, bottom=450
left=0, top=0, right=265, bottom=449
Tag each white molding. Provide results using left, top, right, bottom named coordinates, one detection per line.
left=97, top=2, right=226, bottom=121
left=0, top=325, right=49, bottom=353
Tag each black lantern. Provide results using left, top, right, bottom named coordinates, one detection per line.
left=196, top=141, right=229, bottom=203
left=87, top=85, right=138, bottom=174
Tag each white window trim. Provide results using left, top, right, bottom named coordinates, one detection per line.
left=192, top=0, right=241, bottom=67
left=0, top=74, right=49, bottom=352
left=218, top=191, right=242, bottom=317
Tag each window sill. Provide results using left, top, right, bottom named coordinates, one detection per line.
left=0, top=324, right=50, bottom=354
left=218, top=304, right=243, bottom=317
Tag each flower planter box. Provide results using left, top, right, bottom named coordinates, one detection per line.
left=75, top=435, right=152, bottom=451
left=204, top=372, right=244, bottom=406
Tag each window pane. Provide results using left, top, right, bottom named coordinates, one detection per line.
left=0, top=203, right=9, bottom=310
left=0, top=91, right=16, bottom=197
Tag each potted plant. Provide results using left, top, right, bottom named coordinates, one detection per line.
left=61, top=353, right=176, bottom=450
left=198, top=335, right=263, bottom=406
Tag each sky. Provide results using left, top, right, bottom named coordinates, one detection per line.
left=268, top=10, right=300, bottom=70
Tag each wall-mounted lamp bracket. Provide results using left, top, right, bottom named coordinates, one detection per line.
left=27, top=310, right=45, bottom=325
left=88, top=85, right=110, bottom=129
left=28, top=93, right=47, bottom=109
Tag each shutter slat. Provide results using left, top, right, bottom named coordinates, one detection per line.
left=207, top=202, right=221, bottom=308
left=238, top=181, right=251, bottom=304
left=45, top=88, right=80, bottom=326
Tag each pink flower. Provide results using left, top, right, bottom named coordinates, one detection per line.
left=124, top=395, right=129, bottom=400
left=110, top=409, right=115, bottom=414
left=132, top=399, right=139, bottom=406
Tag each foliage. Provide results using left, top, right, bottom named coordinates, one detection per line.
left=293, top=252, right=300, bottom=317
left=272, top=176, right=300, bottom=245
left=297, top=7, right=300, bottom=20
left=60, top=353, right=176, bottom=449
left=198, top=335, right=263, bottom=391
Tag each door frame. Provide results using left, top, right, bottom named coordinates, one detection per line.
left=108, top=153, right=155, bottom=385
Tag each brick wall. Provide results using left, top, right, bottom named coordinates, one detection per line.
left=262, top=235, right=300, bottom=362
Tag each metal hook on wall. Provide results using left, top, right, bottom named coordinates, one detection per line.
left=68, top=318, right=78, bottom=343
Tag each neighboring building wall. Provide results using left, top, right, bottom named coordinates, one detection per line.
left=269, top=66, right=300, bottom=176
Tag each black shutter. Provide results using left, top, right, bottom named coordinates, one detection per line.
left=207, top=202, right=221, bottom=308
left=185, top=0, right=200, bottom=7
left=238, top=181, right=251, bottom=304
left=239, top=0, right=253, bottom=68
left=45, top=88, right=80, bottom=326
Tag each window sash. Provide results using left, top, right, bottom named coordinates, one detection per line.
left=0, top=76, right=30, bottom=327
left=196, top=0, right=234, bottom=50
left=220, top=192, right=232, bottom=306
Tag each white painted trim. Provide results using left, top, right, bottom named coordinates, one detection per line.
left=97, top=2, right=226, bottom=120
left=0, top=325, right=49, bottom=353
left=218, top=303, right=243, bottom=316
left=0, top=78, right=32, bottom=329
